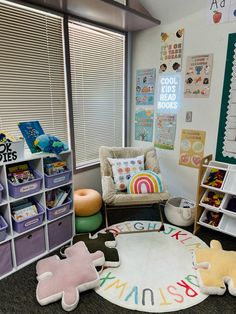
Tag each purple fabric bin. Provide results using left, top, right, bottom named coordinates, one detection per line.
left=8, top=169, right=42, bottom=199
left=0, top=183, right=3, bottom=204
left=47, top=197, right=72, bottom=221
left=48, top=214, right=73, bottom=250
left=44, top=170, right=71, bottom=189
left=0, top=215, right=8, bottom=242
left=12, top=201, right=45, bottom=233
left=0, top=241, right=13, bottom=276
left=14, top=227, right=45, bottom=266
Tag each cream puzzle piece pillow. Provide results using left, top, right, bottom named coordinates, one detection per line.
left=194, top=240, right=236, bottom=296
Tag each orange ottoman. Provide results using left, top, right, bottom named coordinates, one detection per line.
left=74, top=189, right=102, bottom=217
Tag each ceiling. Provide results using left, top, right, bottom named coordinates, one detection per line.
left=140, top=0, right=207, bottom=25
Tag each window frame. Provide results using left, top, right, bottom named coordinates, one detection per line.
left=64, top=16, right=128, bottom=173
left=2, top=1, right=129, bottom=174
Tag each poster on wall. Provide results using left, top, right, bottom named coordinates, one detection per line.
left=184, top=54, right=213, bottom=98
left=159, top=28, right=184, bottom=74
left=156, top=73, right=182, bottom=113
left=135, top=108, right=154, bottom=142
left=208, top=0, right=236, bottom=24
left=179, top=129, right=206, bottom=168
left=154, top=114, right=177, bottom=150
left=136, top=68, right=156, bottom=106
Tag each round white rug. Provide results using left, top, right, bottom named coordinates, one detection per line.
left=95, top=221, right=208, bottom=313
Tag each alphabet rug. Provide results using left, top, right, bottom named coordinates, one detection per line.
left=95, top=221, right=208, bottom=312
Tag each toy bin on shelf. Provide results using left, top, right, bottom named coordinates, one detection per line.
left=199, top=209, right=223, bottom=231
left=0, top=183, right=3, bottom=204
left=44, top=169, right=71, bottom=189
left=220, top=194, right=236, bottom=218
left=201, top=161, right=228, bottom=190
left=219, top=214, right=236, bottom=236
left=0, top=215, right=8, bottom=242
left=48, top=214, right=73, bottom=250
left=14, top=227, right=46, bottom=266
left=0, top=241, right=13, bottom=276
left=47, top=196, right=72, bottom=221
left=8, top=169, right=42, bottom=199
left=11, top=201, right=45, bottom=233
left=200, top=189, right=225, bottom=211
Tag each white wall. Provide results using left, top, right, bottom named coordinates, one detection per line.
left=131, top=8, right=236, bottom=202
left=73, top=167, right=102, bottom=194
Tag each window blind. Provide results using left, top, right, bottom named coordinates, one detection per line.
left=0, top=1, right=68, bottom=145
left=69, top=22, right=125, bottom=168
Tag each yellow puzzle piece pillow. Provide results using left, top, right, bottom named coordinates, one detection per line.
left=194, top=240, right=236, bottom=296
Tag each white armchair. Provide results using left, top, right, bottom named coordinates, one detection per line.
left=99, top=146, right=170, bottom=232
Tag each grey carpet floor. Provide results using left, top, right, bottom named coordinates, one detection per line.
left=0, top=207, right=235, bottom=314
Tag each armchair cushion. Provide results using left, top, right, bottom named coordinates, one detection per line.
left=127, top=170, right=164, bottom=194
left=107, top=155, right=144, bottom=191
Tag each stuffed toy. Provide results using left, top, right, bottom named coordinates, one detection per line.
left=194, top=240, right=236, bottom=296
left=34, top=134, right=68, bottom=155
left=36, top=242, right=105, bottom=312
left=60, top=231, right=120, bottom=271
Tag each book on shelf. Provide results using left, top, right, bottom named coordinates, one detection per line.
left=18, top=121, right=44, bottom=153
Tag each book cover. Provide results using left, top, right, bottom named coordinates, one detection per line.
left=18, top=121, right=44, bottom=153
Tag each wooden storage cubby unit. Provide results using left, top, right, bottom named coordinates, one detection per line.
left=0, top=150, right=75, bottom=279
left=194, top=154, right=236, bottom=237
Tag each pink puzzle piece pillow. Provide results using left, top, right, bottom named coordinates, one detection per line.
left=36, top=242, right=105, bottom=312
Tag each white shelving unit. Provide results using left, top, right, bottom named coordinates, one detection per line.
left=0, top=150, right=75, bottom=280
left=194, top=155, right=236, bottom=237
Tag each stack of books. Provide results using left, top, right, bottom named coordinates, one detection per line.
left=44, top=157, right=67, bottom=176
left=7, top=162, right=35, bottom=184
left=46, top=187, right=71, bottom=209
left=11, top=198, right=38, bottom=221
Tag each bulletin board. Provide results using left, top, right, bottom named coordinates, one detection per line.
left=216, top=33, right=236, bottom=163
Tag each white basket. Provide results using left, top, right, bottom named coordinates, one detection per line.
left=164, top=197, right=196, bottom=226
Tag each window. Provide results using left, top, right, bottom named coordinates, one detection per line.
left=0, top=1, right=68, bottom=144
left=69, top=21, right=125, bottom=168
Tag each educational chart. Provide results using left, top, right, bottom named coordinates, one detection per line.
left=154, top=114, right=177, bottom=150
left=184, top=54, right=213, bottom=98
left=135, top=108, right=154, bottom=142
left=208, top=0, right=236, bottom=24
left=136, top=68, right=156, bottom=106
left=159, top=29, right=184, bottom=74
left=179, top=129, right=206, bottom=168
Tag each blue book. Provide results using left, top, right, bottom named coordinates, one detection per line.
left=18, top=121, right=44, bottom=153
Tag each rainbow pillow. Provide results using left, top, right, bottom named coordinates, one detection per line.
left=127, top=170, right=164, bottom=194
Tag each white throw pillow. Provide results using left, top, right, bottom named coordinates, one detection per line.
left=107, top=155, right=144, bottom=191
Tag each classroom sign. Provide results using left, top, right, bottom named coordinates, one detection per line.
left=157, top=73, right=181, bottom=113
left=208, top=0, right=236, bottom=24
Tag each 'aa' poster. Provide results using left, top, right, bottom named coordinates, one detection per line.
left=179, top=129, right=206, bottom=168
left=208, top=0, right=236, bottom=24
